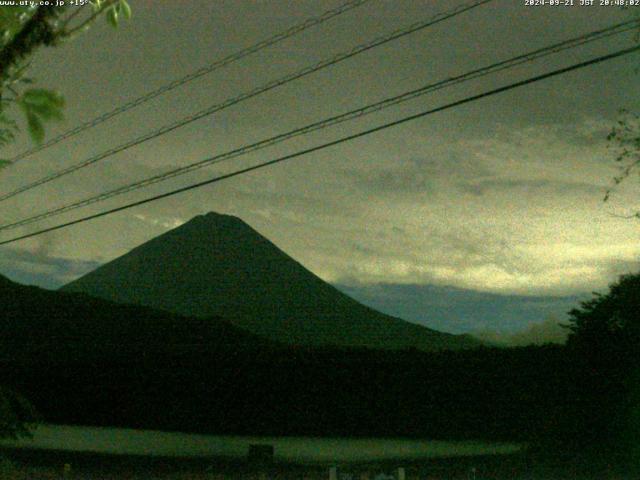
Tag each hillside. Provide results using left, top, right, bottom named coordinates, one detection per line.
left=0, top=273, right=272, bottom=363
left=62, top=212, right=477, bottom=351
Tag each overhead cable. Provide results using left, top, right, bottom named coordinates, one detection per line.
left=0, top=18, right=636, bottom=233
left=0, top=0, right=493, bottom=202
left=3, top=0, right=375, bottom=164
left=1, top=42, right=638, bottom=246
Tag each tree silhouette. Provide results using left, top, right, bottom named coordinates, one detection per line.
left=605, top=110, right=640, bottom=218
left=603, top=8, right=640, bottom=216
left=0, top=386, right=38, bottom=440
left=565, top=272, right=640, bottom=467
left=567, top=272, right=640, bottom=359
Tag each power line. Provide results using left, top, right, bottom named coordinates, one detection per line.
left=0, top=0, right=493, bottom=203
left=0, top=18, right=636, bottom=233
left=3, top=0, right=375, bottom=164
left=1, top=43, right=638, bottom=247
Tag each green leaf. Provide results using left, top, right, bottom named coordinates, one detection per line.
left=21, top=89, right=65, bottom=109
left=106, top=6, right=119, bottom=28
left=90, top=0, right=103, bottom=13
left=0, top=7, right=34, bottom=45
left=19, top=89, right=65, bottom=121
left=0, top=159, right=12, bottom=170
left=0, top=29, right=10, bottom=46
left=119, top=0, right=132, bottom=20
left=25, top=111, right=44, bottom=145
left=27, top=103, right=64, bottom=121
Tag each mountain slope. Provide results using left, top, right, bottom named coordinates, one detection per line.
left=0, top=273, right=273, bottom=363
left=62, top=212, right=477, bottom=351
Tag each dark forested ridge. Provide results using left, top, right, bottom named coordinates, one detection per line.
left=4, top=346, right=575, bottom=441
left=0, top=275, right=601, bottom=444
left=61, top=212, right=477, bottom=351
left=0, top=273, right=276, bottom=364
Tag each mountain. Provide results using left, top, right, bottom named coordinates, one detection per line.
left=62, top=212, right=477, bottom=351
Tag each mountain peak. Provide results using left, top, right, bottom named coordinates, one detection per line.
left=178, top=211, right=251, bottom=233
left=201, top=211, right=240, bottom=222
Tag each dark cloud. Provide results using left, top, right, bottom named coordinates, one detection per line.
left=356, top=168, right=437, bottom=194
left=0, top=247, right=102, bottom=289
left=350, top=151, right=494, bottom=195
left=458, top=178, right=604, bottom=197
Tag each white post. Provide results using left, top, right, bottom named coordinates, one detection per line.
left=397, top=467, right=405, bottom=480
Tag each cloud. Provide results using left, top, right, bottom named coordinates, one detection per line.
left=0, top=246, right=101, bottom=289
left=458, top=178, right=604, bottom=198
left=133, top=214, right=186, bottom=229
left=3, top=87, right=637, bottom=301
left=350, top=151, right=493, bottom=196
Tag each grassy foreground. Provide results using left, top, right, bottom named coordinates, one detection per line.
left=1, top=448, right=636, bottom=480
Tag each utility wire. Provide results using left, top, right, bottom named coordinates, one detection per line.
left=1, top=43, right=638, bottom=246
left=3, top=0, right=374, bottom=164
left=0, top=18, right=636, bottom=233
left=0, top=0, right=493, bottom=203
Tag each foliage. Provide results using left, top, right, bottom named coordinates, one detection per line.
left=0, top=107, right=17, bottom=155
left=604, top=109, right=640, bottom=216
left=0, top=456, right=25, bottom=480
left=564, top=273, right=640, bottom=466
left=602, top=6, right=640, bottom=214
left=0, top=87, right=65, bottom=151
left=0, top=7, right=33, bottom=49
left=0, top=386, right=38, bottom=440
left=0, top=0, right=131, bottom=159
left=566, top=272, right=640, bottom=358
left=16, top=88, right=65, bottom=145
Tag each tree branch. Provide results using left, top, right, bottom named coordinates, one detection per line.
left=61, top=0, right=119, bottom=38
left=0, top=6, right=61, bottom=83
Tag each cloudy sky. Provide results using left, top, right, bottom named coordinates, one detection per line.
left=1, top=0, right=639, bottom=338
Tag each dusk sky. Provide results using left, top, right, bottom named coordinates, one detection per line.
left=0, top=0, right=639, bottom=337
